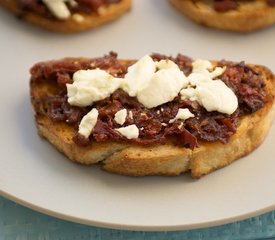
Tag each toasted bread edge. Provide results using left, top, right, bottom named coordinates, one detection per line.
left=0, top=0, right=132, bottom=33
left=169, top=0, right=275, bottom=32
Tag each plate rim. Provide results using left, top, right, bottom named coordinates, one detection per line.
left=1, top=189, right=275, bottom=231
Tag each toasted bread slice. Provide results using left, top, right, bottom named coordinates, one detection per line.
left=30, top=56, right=275, bottom=178
left=169, top=0, right=275, bottom=32
left=0, top=0, right=131, bottom=33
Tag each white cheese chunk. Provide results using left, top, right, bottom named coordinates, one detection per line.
left=195, top=80, right=238, bottom=114
left=180, top=59, right=238, bottom=115
left=156, top=59, right=180, bottom=70
left=137, top=66, right=187, bottom=108
left=42, top=0, right=71, bottom=20
left=115, top=125, right=139, bottom=139
left=123, top=56, right=188, bottom=109
left=114, top=109, right=127, bottom=125
left=210, top=66, right=226, bottom=79
left=169, top=108, right=194, bottom=123
left=180, top=80, right=238, bottom=115
left=72, top=14, right=85, bottom=23
left=187, top=72, right=211, bottom=86
left=188, top=60, right=226, bottom=86
left=67, top=69, right=122, bottom=107
left=192, top=59, right=213, bottom=75
left=180, top=87, right=197, bottom=101
left=191, top=59, right=225, bottom=77
left=123, top=55, right=156, bottom=97
left=78, top=108, right=99, bottom=138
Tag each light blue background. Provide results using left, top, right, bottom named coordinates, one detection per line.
left=1, top=197, right=275, bottom=240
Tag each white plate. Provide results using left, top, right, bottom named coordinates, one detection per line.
left=0, top=0, right=275, bottom=231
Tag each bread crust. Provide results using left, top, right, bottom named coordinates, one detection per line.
left=30, top=59, right=275, bottom=178
left=0, top=0, right=131, bottom=32
left=169, top=0, right=275, bottom=32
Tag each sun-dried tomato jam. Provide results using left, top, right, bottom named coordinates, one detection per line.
left=213, top=0, right=238, bottom=12
left=268, top=0, right=275, bottom=6
left=31, top=52, right=266, bottom=149
left=213, top=0, right=275, bottom=12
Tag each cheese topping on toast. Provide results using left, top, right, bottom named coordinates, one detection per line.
left=66, top=55, right=238, bottom=140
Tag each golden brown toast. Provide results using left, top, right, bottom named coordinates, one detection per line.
left=30, top=55, right=275, bottom=178
left=0, top=0, right=131, bottom=33
left=169, top=0, right=275, bottom=32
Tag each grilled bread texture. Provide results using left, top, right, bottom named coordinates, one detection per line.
left=169, top=0, right=275, bottom=32
left=30, top=57, right=275, bottom=178
left=0, top=0, right=131, bottom=33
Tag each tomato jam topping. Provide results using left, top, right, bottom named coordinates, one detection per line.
left=213, top=0, right=275, bottom=12
left=31, top=52, right=266, bottom=149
